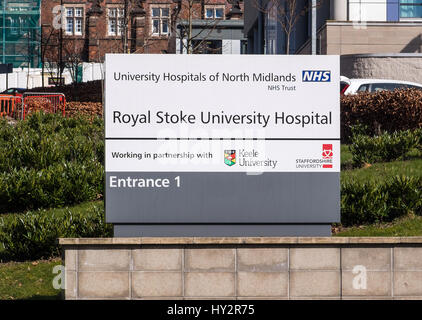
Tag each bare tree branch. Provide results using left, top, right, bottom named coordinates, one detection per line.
left=253, top=0, right=323, bottom=54
left=173, top=0, right=226, bottom=54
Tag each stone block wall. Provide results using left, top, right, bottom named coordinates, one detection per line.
left=340, top=54, right=422, bottom=85
left=60, top=237, right=422, bottom=300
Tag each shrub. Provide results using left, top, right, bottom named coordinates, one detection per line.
left=0, top=161, right=104, bottom=212
left=341, top=176, right=422, bottom=226
left=0, top=112, right=104, bottom=212
left=27, top=80, right=102, bottom=103
left=25, top=97, right=55, bottom=116
left=348, top=128, right=421, bottom=165
left=0, top=203, right=112, bottom=261
left=66, top=102, right=103, bottom=118
left=341, top=89, right=422, bottom=141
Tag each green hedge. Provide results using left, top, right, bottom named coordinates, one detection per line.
left=341, top=176, right=422, bottom=226
left=0, top=113, right=104, bottom=212
left=0, top=203, right=112, bottom=261
left=349, top=127, right=422, bottom=166
left=341, top=89, right=422, bottom=141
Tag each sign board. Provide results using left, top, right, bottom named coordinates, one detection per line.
left=0, top=63, right=13, bottom=74
left=105, top=54, right=340, bottom=236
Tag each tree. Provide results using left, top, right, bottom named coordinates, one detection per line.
left=172, top=0, right=227, bottom=54
left=62, top=39, right=85, bottom=84
left=254, top=0, right=319, bottom=54
left=42, top=26, right=65, bottom=87
left=120, top=0, right=140, bottom=54
left=105, top=0, right=164, bottom=54
left=15, top=26, right=42, bottom=89
left=40, top=26, right=57, bottom=88
left=104, top=0, right=157, bottom=54
left=41, top=29, right=85, bottom=86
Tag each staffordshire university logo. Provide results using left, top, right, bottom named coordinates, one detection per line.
left=322, top=144, right=333, bottom=159
left=295, top=144, right=334, bottom=169
left=224, top=150, right=236, bottom=166
left=302, top=70, right=331, bottom=82
left=322, top=144, right=333, bottom=168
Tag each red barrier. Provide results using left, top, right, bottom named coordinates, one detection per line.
left=0, top=95, right=20, bottom=119
left=22, top=93, right=66, bottom=120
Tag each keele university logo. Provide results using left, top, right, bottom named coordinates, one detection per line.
left=224, top=150, right=236, bottom=166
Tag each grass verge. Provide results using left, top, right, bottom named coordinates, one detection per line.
left=0, top=200, right=103, bottom=223
left=341, top=159, right=422, bottom=184
left=334, top=214, right=422, bottom=237
left=341, top=144, right=353, bottom=169
left=0, top=258, right=62, bottom=300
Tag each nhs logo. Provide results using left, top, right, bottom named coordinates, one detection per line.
left=302, top=70, right=331, bottom=82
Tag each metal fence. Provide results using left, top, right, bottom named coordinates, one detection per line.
left=0, top=95, right=20, bottom=118
left=22, top=93, right=66, bottom=120
left=0, top=93, right=66, bottom=120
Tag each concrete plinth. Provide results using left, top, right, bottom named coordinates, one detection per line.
left=59, top=237, right=422, bottom=300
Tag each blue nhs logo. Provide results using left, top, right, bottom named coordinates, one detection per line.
left=302, top=70, right=331, bottom=82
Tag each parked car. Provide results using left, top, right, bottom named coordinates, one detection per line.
left=340, top=77, right=422, bottom=95
left=1, top=88, right=26, bottom=97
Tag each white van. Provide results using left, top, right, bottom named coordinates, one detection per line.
left=340, top=76, right=422, bottom=95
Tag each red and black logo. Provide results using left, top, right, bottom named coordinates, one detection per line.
left=322, top=144, right=333, bottom=168
left=322, top=144, right=333, bottom=159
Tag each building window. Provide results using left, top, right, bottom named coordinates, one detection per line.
left=151, top=7, right=170, bottom=36
left=264, top=1, right=278, bottom=54
left=7, top=17, right=19, bottom=35
left=191, top=40, right=222, bottom=54
left=65, top=7, right=83, bottom=36
left=108, top=8, right=124, bottom=36
left=400, top=0, right=422, bottom=18
left=204, top=6, right=225, bottom=19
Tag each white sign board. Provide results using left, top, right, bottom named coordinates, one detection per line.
left=106, top=54, right=340, bottom=173
left=105, top=54, right=340, bottom=234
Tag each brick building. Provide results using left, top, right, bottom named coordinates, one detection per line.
left=41, top=0, right=244, bottom=65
